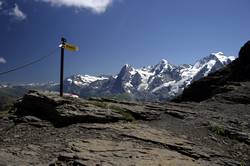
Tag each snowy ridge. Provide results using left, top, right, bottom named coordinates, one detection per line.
left=211, top=52, right=235, bottom=64
left=65, top=74, right=108, bottom=87
left=0, top=84, right=8, bottom=88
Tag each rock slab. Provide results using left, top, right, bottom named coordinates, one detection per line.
left=15, top=90, right=160, bottom=127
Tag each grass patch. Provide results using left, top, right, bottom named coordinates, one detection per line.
left=209, top=123, right=226, bottom=136
left=240, top=161, right=246, bottom=166
left=89, top=100, right=135, bottom=122
left=109, top=105, right=135, bottom=122
left=224, top=85, right=239, bottom=91
left=110, top=93, right=132, bottom=101
left=0, top=111, right=9, bottom=118
left=0, top=103, right=15, bottom=118
left=91, top=101, right=108, bottom=109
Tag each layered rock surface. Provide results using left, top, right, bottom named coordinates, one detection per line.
left=0, top=86, right=249, bottom=165
left=14, top=90, right=160, bottom=127
left=1, top=96, right=249, bottom=165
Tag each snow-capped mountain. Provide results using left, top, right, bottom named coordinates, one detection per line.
left=65, top=75, right=108, bottom=87
left=148, top=52, right=235, bottom=100
left=63, top=74, right=109, bottom=94
left=62, top=52, right=236, bottom=101
left=0, top=84, right=8, bottom=88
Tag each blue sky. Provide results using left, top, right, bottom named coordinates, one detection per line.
left=0, top=0, right=250, bottom=84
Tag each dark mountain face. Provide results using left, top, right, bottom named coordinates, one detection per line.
left=175, top=41, right=250, bottom=102
left=111, top=64, right=133, bottom=93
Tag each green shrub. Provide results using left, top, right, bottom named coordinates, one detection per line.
left=209, top=123, right=226, bottom=136
left=240, top=161, right=246, bottom=166
left=90, top=100, right=135, bottom=121
left=91, top=101, right=108, bottom=109
left=111, top=93, right=133, bottom=101
left=108, top=105, right=135, bottom=121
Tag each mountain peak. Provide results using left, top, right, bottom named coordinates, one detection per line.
left=159, top=59, right=168, bottom=64
left=211, top=52, right=224, bottom=56
left=211, top=52, right=225, bottom=59
left=239, top=40, right=250, bottom=60
left=194, top=52, right=235, bottom=69
left=123, top=64, right=130, bottom=68
left=210, top=52, right=235, bottom=64
left=121, top=64, right=134, bottom=72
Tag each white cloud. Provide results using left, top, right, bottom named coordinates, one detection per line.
left=0, top=57, right=6, bottom=64
left=0, top=1, right=3, bottom=10
left=9, top=3, right=27, bottom=21
left=39, top=0, right=113, bottom=14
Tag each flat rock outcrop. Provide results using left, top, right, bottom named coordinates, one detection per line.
left=14, top=90, right=160, bottom=127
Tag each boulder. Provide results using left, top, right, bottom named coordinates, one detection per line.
left=15, top=90, right=125, bottom=127
left=15, top=90, right=160, bottom=127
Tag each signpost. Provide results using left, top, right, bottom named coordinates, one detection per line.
left=64, top=43, right=79, bottom=52
left=59, top=37, right=79, bottom=97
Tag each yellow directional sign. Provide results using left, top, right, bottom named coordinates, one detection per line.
left=63, top=43, right=79, bottom=52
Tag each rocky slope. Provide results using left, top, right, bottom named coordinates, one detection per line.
left=0, top=86, right=249, bottom=165
left=175, top=41, right=250, bottom=102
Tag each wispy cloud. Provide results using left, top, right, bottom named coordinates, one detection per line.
left=0, top=1, right=3, bottom=10
left=38, top=0, right=114, bottom=14
left=9, top=3, right=27, bottom=21
left=0, top=57, right=6, bottom=64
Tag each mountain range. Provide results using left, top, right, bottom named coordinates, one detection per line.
left=0, top=52, right=235, bottom=101
left=62, top=52, right=235, bottom=101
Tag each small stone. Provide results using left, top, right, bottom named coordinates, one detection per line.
left=24, top=116, right=41, bottom=122
left=210, top=136, right=218, bottom=142
left=27, top=144, right=40, bottom=151
left=58, top=153, right=76, bottom=161
left=73, top=160, right=88, bottom=166
left=14, top=135, right=20, bottom=138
